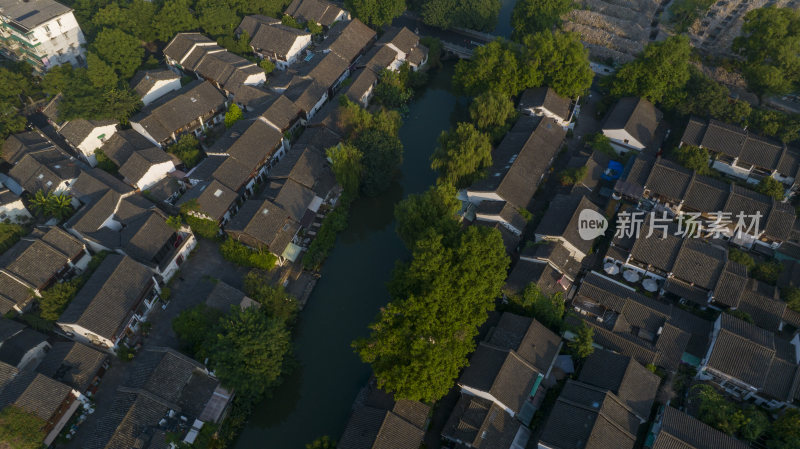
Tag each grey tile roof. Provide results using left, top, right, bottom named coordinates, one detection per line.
left=469, top=116, right=565, bottom=210
left=118, top=147, right=173, bottom=185
left=378, top=26, right=420, bottom=55
left=85, top=391, right=169, bottom=449
left=58, top=255, right=154, bottom=341
left=236, top=14, right=280, bottom=37
left=131, top=80, right=226, bottom=144
left=706, top=314, right=779, bottom=389
left=98, top=129, right=158, bottom=167
left=259, top=95, right=302, bottom=131
left=671, top=239, right=726, bottom=290
left=361, top=45, right=398, bottom=74
left=323, top=18, right=376, bottom=62
left=458, top=343, right=540, bottom=415
left=0, top=0, right=72, bottom=30
left=578, top=349, right=660, bottom=420
left=36, top=341, right=107, bottom=392
left=0, top=226, right=84, bottom=289
left=442, top=394, right=521, bottom=449
left=226, top=198, right=299, bottom=254
left=163, top=33, right=216, bottom=68
left=629, top=222, right=684, bottom=272
left=653, top=406, right=749, bottom=449
left=284, top=76, right=328, bottom=114
left=1, top=131, right=54, bottom=164
left=0, top=370, right=73, bottom=422
left=503, top=259, right=570, bottom=297
left=603, top=97, right=662, bottom=148
left=682, top=175, right=729, bottom=213
left=250, top=22, right=310, bottom=59
left=0, top=273, right=33, bottom=314
left=271, top=178, right=316, bottom=223
left=204, top=280, right=258, bottom=312
left=285, top=0, right=344, bottom=26
left=535, top=193, right=602, bottom=256
left=644, top=157, right=693, bottom=201
left=178, top=179, right=237, bottom=222
left=344, top=67, right=378, bottom=104
left=528, top=240, right=582, bottom=279
left=130, top=69, right=181, bottom=98
left=475, top=200, right=527, bottom=232
left=712, top=260, right=748, bottom=307
left=59, top=119, right=117, bottom=146
left=487, top=313, right=562, bottom=374
left=224, top=119, right=284, bottom=172
left=8, top=148, right=81, bottom=194
left=270, top=146, right=336, bottom=197
left=519, top=87, right=572, bottom=120
left=540, top=380, right=639, bottom=449
left=306, top=51, right=350, bottom=87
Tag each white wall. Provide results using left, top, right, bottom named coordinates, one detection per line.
left=75, top=123, right=118, bottom=159
left=141, top=78, right=182, bottom=106
left=284, top=35, right=312, bottom=67
left=22, top=12, right=86, bottom=69
left=603, top=129, right=644, bottom=153
left=130, top=121, right=162, bottom=147
left=135, top=160, right=176, bottom=191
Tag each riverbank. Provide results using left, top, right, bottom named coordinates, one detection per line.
left=234, top=62, right=465, bottom=448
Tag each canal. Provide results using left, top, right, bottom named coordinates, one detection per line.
left=236, top=62, right=466, bottom=448
left=494, top=0, right=517, bottom=38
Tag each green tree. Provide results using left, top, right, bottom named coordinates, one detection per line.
left=755, top=176, right=785, bottom=200
left=729, top=249, right=756, bottom=271
left=87, top=52, right=118, bottom=89
left=740, top=406, right=769, bottom=442
left=281, top=14, right=305, bottom=29
left=754, top=260, right=783, bottom=285
left=558, top=166, right=587, bottom=186
left=168, top=134, right=202, bottom=168
left=306, top=436, right=336, bottom=449
left=469, top=90, right=517, bottom=139
left=208, top=307, right=292, bottom=399
left=327, top=143, right=364, bottom=197
left=102, top=88, right=142, bottom=124
left=610, top=35, right=692, bottom=106
left=172, top=304, right=223, bottom=357
left=784, top=287, right=800, bottom=313
left=733, top=7, right=800, bottom=98
left=453, top=39, right=528, bottom=97
left=509, top=283, right=564, bottom=330
left=243, top=270, right=299, bottom=326
left=768, top=408, right=800, bottom=449
left=0, top=406, right=46, bottom=449
left=394, top=183, right=460, bottom=248
left=568, top=322, right=594, bottom=359
left=669, top=0, right=715, bottom=32
left=197, top=0, right=240, bottom=37
left=354, top=226, right=509, bottom=401
left=511, top=0, right=572, bottom=40
left=353, top=128, right=403, bottom=197
left=522, top=31, right=593, bottom=98
left=153, top=0, right=199, bottom=42
left=374, top=69, right=413, bottom=109
left=421, top=0, right=501, bottom=31
left=431, top=122, right=492, bottom=186
left=92, top=28, right=145, bottom=80
left=346, top=0, right=406, bottom=26
left=260, top=59, right=276, bottom=74
left=225, top=103, right=243, bottom=128
left=39, top=279, right=81, bottom=321
left=672, top=145, right=711, bottom=174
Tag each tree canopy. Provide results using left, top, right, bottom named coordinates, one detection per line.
left=610, top=35, right=692, bottom=106
left=756, top=176, right=786, bottom=201
left=208, top=306, right=292, bottom=399
left=733, top=7, right=800, bottom=97
left=346, top=0, right=406, bottom=26
left=671, top=145, right=711, bottom=175
left=327, top=143, right=364, bottom=197
left=469, top=90, right=517, bottom=140
left=92, top=28, right=145, bottom=79
left=511, top=0, right=572, bottom=40
left=508, top=283, right=565, bottom=331
left=354, top=226, right=509, bottom=401
left=521, top=31, right=593, bottom=98
left=453, top=39, right=528, bottom=97
left=394, top=183, right=461, bottom=248
left=420, top=0, right=501, bottom=32
left=430, top=122, right=492, bottom=187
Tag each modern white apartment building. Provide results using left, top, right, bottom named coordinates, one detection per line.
left=0, top=0, right=86, bottom=72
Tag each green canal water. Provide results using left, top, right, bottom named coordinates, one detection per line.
left=236, top=62, right=466, bottom=449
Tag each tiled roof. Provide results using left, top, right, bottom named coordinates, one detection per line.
left=58, top=255, right=154, bottom=340
left=458, top=343, right=539, bottom=415
left=86, top=392, right=169, bottom=449
left=8, top=148, right=81, bottom=194
left=343, top=67, right=378, bottom=104
left=503, top=258, right=569, bottom=297
left=236, top=14, right=280, bottom=37
left=377, top=26, right=420, bottom=55
left=118, top=147, right=174, bottom=185
left=204, top=280, right=258, bottom=312
left=603, top=97, right=662, bottom=147
left=59, top=119, right=117, bottom=146
left=259, top=95, right=302, bottom=132
left=535, top=193, right=602, bottom=256
left=488, top=313, right=562, bottom=375
left=712, top=260, right=748, bottom=307
left=469, top=116, right=565, bottom=209
left=0, top=0, right=71, bottom=30
left=36, top=341, right=107, bottom=392
left=653, top=406, right=749, bottom=449
left=0, top=227, right=84, bottom=289
left=177, top=180, right=237, bottom=222
left=2, top=131, right=54, bottom=164
left=0, top=328, right=47, bottom=367
left=671, top=239, right=726, bottom=290
left=528, top=240, right=582, bottom=279
left=0, top=370, right=73, bottom=422
left=442, top=394, right=521, bottom=449
left=0, top=317, right=24, bottom=342
left=225, top=198, right=299, bottom=254
left=285, top=0, right=344, bottom=26
left=578, top=349, right=660, bottom=420
left=644, top=157, right=693, bottom=201
left=130, top=69, right=181, bottom=98
left=540, top=380, right=639, bottom=449
left=706, top=314, right=779, bottom=389
left=131, top=80, right=226, bottom=144
left=250, top=22, right=310, bottom=59
left=323, top=19, right=376, bottom=63
left=519, top=87, right=572, bottom=120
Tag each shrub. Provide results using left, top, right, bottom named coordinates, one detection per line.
left=94, top=148, right=119, bottom=174
left=728, top=248, right=756, bottom=270
left=0, top=223, right=27, bottom=255
left=243, top=271, right=299, bottom=325
left=558, top=166, right=587, bottom=186
left=167, top=134, right=202, bottom=168
left=185, top=214, right=220, bottom=239
left=753, top=260, right=782, bottom=285
left=224, top=103, right=243, bottom=128
left=589, top=133, right=615, bottom=157
left=219, top=238, right=277, bottom=270
left=259, top=59, right=275, bottom=74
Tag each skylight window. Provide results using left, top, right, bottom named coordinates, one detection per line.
left=214, top=189, right=223, bottom=197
